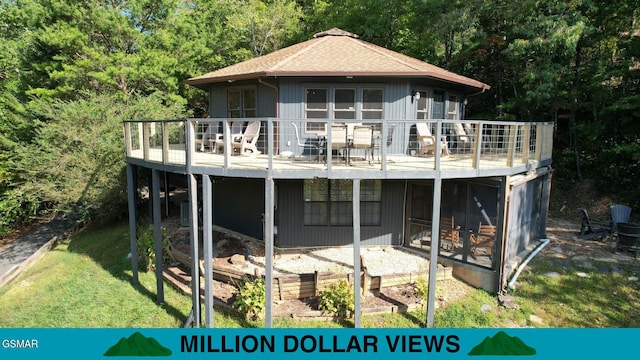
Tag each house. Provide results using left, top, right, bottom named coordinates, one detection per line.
left=123, top=28, right=553, bottom=327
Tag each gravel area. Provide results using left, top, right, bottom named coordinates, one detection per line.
left=248, top=246, right=432, bottom=276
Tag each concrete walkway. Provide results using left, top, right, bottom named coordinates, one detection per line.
left=0, top=213, right=80, bottom=288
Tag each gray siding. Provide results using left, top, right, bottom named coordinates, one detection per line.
left=276, top=179, right=405, bottom=247
left=212, top=177, right=265, bottom=240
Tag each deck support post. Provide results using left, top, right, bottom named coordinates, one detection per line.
left=189, top=173, right=201, bottom=327
left=426, top=176, right=442, bottom=328
left=264, top=177, right=275, bottom=328
left=352, top=179, right=362, bottom=328
left=202, top=175, right=214, bottom=327
left=126, top=164, right=139, bottom=286
left=151, top=168, right=164, bottom=304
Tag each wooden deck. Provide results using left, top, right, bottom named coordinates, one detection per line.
left=124, top=118, right=553, bottom=178
left=128, top=146, right=545, bottom=178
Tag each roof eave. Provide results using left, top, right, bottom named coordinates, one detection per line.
left=186, top=71, right=491, bottom=92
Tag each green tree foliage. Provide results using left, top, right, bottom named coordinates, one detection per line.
left=0, top=92, right=187, bottom=234
left=1, top=0, right=640, bottom=235
left=227, top=0, right=302, bottom=56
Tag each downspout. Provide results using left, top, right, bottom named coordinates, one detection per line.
left=507, top=238, right=550, bottom=290
left=466, top=87, right=488, bottom=98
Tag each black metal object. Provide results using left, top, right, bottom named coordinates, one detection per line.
left=614, top=222, right=640, bottom=258
left=578, top=208, right=610, bottom=240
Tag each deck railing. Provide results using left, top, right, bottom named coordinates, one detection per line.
left=123, top=118, right=553, bottom=177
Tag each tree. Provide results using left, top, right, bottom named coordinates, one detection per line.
left=227, top=0, right=303, bottom=57
left=0, top=92, right=188, bottom=234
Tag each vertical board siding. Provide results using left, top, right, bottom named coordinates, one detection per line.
left=276, top=179, right=405, bottom=247
left=212, top=177, right=265, bottom=240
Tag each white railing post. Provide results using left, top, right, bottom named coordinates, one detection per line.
left=522, top=124, right=531, bottom=163
left=124, top=122, right=132, bottom=157
left=473, top=122, right=482, bottom=169
left=535, top=123, right=543, bottom=161
left=162, top=122, right=169, bottom=164
left=186, top=119, right=195, bottom=169
left=142, top=122, right=150, bottom=160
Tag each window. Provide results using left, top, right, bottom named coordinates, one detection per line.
left=305, top=88, right=327, bottom=132
left=303, top=179, right=382, bottom=226
left=416, top=90, right=429, bottom=120
left=447, top=94, right=458, bottom=120
left=304, top=86, right=384, bottom=132
left=334, top=88, right=356, bottom=119
left=228, top=88, right=256, bottom=118
left=303, top=178, right=328, bottom=225
left=431, top=90, right=445, bottom=119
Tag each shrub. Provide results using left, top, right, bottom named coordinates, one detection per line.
left=414, top=275, right=445, bottom=307
left=232, top=277, right=266, bottom=321
left=137, top=225, right=169, bottom=271
left=318, top=279, right=354, bottom=320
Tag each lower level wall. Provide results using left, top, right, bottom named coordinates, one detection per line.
left=439, top=257, right=497, bottom=293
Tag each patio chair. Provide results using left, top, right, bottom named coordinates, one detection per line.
left=470, top=222, right=496, bottom=259
left=291, top=123, right=323, bottom=162
left=215, top=120, right=244, bottom=153
left=578, top=208, right=611, bottom=239
left=231, top=120, right=261, bottom=154
left=439, top=216, right=461, bottom=251
left=416, top=122, right=449, bottom=156
left=197, top=121, right=221, bottom=152
left=613, top=222, right=640, bottom=258
left=452, top=122, right=473, bottom=153
left=329, top=124, right=348, bottom=162
left=610, top=204, right=632, bottom=232
left=349, top=125, right=374, bottom=164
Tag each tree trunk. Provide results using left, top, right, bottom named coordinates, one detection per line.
left=570, top=38, right=583, bottom=181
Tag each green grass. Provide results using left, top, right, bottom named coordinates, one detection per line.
left=1, top=220, right=638, bottom=328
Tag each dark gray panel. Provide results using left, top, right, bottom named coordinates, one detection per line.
left=276, top=180, right=405, bottom=247
left=212, top=177, right=265, bottom=240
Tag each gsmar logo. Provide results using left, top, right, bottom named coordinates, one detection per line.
left=104, top=332, right=172, bottom=357
left=468, top=331, right=536, bottom=356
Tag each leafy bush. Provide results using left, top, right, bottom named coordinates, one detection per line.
left=0, top=91, right=188, bottom=234
left=318, top=279, right=354, bottom=320
left=232, top=277, right=266, bottom=321
left=414, top=275, right=445, bottom=307
left=136, top=224, right=169, bottom=272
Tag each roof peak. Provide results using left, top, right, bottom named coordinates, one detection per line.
left=313, top=28, right=359, bottom=39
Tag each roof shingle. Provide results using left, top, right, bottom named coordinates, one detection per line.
left=187, top=28, right=490, bottom=91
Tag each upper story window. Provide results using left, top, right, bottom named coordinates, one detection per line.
left=416, top=90, right=429, bottom=120
left=416, top=89, right=460, bottom=121
left=334, top=88, right=356, bottom=119
left=305, top=88, right=328, bottom=132
left=362, top=89, right=383, bottom=119
left=431, top=90, right=445, bottom=120
left=228, top=88, right=256, bottom=118
left=305, top=86, right=384, bottom=133
left=447, top=94, right=458, bottom=120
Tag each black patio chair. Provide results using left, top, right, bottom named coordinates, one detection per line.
left=610, top=204, right=632, bottom=233
left=578, top=208, right=611, bottom=239
left=613, top=222, right=640, bottom=258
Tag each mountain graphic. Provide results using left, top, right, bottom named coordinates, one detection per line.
left=104, top=331, right=172, bottom=357
left=468, top=331, right=536, bottom=356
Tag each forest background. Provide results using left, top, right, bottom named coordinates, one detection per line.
left=0, top=0, right=639, bottom=235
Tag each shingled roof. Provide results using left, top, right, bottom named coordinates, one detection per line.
left=186, top=28, right=490, bottom=91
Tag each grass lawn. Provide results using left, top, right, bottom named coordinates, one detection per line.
left=0, top=220, right=638, bottom=328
